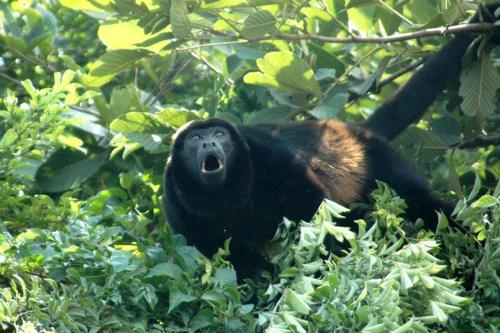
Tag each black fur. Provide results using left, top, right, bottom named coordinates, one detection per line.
left=163, top=5, right=499, bottom=279
left=164, top=119, right=450, bottom=278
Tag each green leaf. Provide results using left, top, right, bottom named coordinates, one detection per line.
left=201, top=0, right=286, bottom=9
left=241, top=10, right=276, bottom=39
left=314, top=68, right=336, bottom=81
left=0, top=129, right=18, bottom=149
left=307, top=42, right=345, bottom=75
left=80, top=73, right=115, bottom=88
left=244, top=51, right=321, bottom=95
left=442, top=4, right=466, bottom=25
left=347, top=0, right=376, bottom=8
left=247, top=106, right=292, bottom=123
left=104, top=85, right=144, bottom=124
left=309, top=85, right=348, bottom=119
left=202, top=290, right=226, bottom=304
left=430, top=301, right=449, bottom=323
left=108, top=250, right=130, bottom=273
left=119, top=172, right=135, bottom=190
left=214, top=268, right=237, bottom=285
left=323, top=198, right=350, bottom=218
left=471, top=195, right=499, bottom=208
left=156, top=108, right=199, bottom=128
left=201, top=0, right=247, bottom=9
left=110, top=112, right=168, bottom=134
left=145, top=263, right=184, bottom=280
left=400, top=269, right=413, bottom=289
left=394, top=126, right=447, bottom=162
left=110, top=112, right=172, bottom=153
left=90, top=49, right=151, bottom=77
left=168, top=290, right=196, bottom=313
left=35, top=149, right=107, bottom=193
left=59, top=0, right=110, bottom=11
left=459, top=54, right=500, bottom=117
left=351, top=57, right=389, bottom=96
left=191, top=308, right=215, bottom=331
left=430, top=116, right=461, bottom=145
left=170, top=0, right=192, bottom=39
left=98, top=21, right=169, bottom=52
left=285, top=290, right=311, bottom=315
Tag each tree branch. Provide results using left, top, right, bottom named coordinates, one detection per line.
left=0, top=72, right=23, bottom=87
left=253, top=23, right=495, bottom=44
left=178, top=22, right=495, bottom=51
left=454, top=135, right=500, bottom=149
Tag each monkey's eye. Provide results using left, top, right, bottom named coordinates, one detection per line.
left=214, top=130, right=225, bottom=138
left=191, top=135, right=201, bottom=141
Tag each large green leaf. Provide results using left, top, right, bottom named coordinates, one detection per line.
left=157, top=108, right=199, bottom=128
left=59, top=0, right=110, bottom=11
left=96, top=85, right=145, bottom=125
left=110, top=112, right=168, bottom=134
left=84, top=49, right=151, bottom=87
left=247, top=106, right=292, bottom=123
left=244, top=52, right=321, bottom=95
left=394, top=126, right=447, bottom=162
left=285, top=290, right=311, bottom=315
left=98, top=21, right=169, bottom=52
left=241, top=10, right=276, bottom=39
left=110, top=112, right=172, bottom=153
left=35, top=149, right=107, bottom=193
left=90, top=49, right=151, bottom=77
left=170, top=0, right=192, bottom=39
left=459, top=55, right=500, bottom=118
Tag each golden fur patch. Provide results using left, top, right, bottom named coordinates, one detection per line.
left=298, top=121, right=367, bottom=204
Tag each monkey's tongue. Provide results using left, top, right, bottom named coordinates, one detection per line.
left=203, top=154, right=222, bottom=172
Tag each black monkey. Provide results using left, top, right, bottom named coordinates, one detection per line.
left=163, top=5, right=499, bottom=278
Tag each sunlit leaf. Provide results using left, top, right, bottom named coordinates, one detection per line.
left=285, top=290, right=311, bottom=315
left=244, top=51, right=321, bottom=95
left=59, top=0, right=111, bottom=11
left=98, top=21, right=169, bottom=51
left=459, top=54, right=500, bottom=118
left=90, top=49, right=151, bottom=77
left=170, top=0, right=192, bottom=39
left=241, top=10, right=276, bottom=39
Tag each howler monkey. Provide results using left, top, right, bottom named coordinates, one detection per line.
left=163, top=5, right=499, bottom=278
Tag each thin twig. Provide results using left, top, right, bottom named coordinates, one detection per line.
left=376, top=58, right=427, bottom=90
left=0, top=72, right=23, bottom=87
left=5, top=45, right=57, bottom=72
left=454, top=135, right=500, bottom=149
left=377, top=0, right=414, bottom=25
left=69, top=105, right=101, bottom=117
left=189, top=51, right=234, bottom=85
left=146, top=57, right=193, bottom=106
left=346, top=58, right=428, bottom=102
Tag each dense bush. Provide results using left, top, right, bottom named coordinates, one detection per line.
left=0, top=0, right=498, bottom=332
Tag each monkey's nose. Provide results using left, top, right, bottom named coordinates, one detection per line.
left=202, top=142, right=216, bottom=149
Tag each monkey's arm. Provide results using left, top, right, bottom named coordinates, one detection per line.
left=363, top=4, right=499, bottom=141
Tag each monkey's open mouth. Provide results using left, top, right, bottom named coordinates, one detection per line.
left=202, top=154, right=223, bottom=173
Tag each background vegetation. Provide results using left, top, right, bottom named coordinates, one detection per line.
left=0, top=0, right=499, bottom=332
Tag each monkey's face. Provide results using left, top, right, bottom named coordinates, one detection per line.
left=180, top=126, right=235, bottom=186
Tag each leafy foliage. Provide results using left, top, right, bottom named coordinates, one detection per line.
left=0, top=0, right=499, bottom=332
